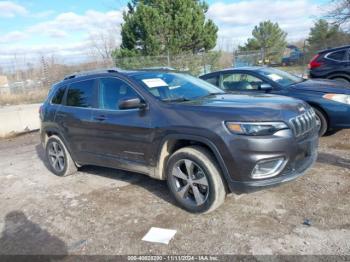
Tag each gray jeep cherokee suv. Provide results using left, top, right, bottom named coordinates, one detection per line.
left=40, top=69, right=319, bottom=213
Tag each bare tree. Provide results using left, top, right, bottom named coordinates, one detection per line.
left=328, top=0, right=350, bottom=26
left=88, top=29, right=117, bottom=62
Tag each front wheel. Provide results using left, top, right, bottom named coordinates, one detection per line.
left=313, top=107, right=328, bottom=137
left=166, top=146, right=226, bottom=213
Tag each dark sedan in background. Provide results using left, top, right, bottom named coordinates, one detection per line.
left=308, top=45, right=350, bottom=83
left=200, top=67, right=350, bottom=136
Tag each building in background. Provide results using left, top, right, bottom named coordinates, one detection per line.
left=0, top=75, right=10, bottom=95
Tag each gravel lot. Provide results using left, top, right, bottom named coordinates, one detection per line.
left=0, top=130, right=349, bottom=255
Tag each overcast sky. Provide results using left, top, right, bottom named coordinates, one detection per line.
left=0, top=0, right=329, bottom=64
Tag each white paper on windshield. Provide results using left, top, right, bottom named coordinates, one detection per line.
left=169, top=85, right=181, bottom=90
left=142, top=227, right=177, bottom=244
left=268, top=73, right=283, bottom=81
left=142, top=78, right=168, bottom=88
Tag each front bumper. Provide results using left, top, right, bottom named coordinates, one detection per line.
left=229, top=150, right=317, bottom=193
left=222, top=129, right=319, bottom=193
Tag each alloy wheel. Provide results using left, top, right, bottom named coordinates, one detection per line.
left=171, top=159, right=209, bottom=206
left=315, top=114, right=321, bottom=131
left=48, top=141, right=65, bottom=172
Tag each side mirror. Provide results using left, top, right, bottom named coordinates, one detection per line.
left=260, top=83, right=273, bottom=91
left=118, top=97, right=146, bottom=110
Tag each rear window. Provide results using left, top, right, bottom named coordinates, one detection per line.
left=327, top=50, right=348, bottom=61
left=66, top=80, right=96, bottom=108
left=51, top=86, right=66, bottom=104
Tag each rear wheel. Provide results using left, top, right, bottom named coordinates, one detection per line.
left=45, top=135, right=77, bottom=176
left=312, top=107, right=328, bottom=137
left=166, top=146, right=226, bottom=213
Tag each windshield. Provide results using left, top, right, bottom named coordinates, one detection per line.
left=130, top=72, right=224, bottom=101
left=258, top=68, right=304, bottom=87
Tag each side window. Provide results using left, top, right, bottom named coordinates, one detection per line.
left=327, top=50, right=347, bottom=61
left=99, top=78, right=140, bottom=110
left=203, top=75, right=218, bottom=86
left=245, top=74, right=264, bottom=89
left=51, top=86, right=66, bottom=104
left=221, top=73, right=263, bottom=91
left=66, top=79, right=96, bottom=108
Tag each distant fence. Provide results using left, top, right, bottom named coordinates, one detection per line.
left=0, top=52, right=233, bottom=106
left=114, top=52, right=232, bottom=75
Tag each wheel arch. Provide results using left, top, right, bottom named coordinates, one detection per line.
left=155, top=134, right=231, bottom=187
left=42, top=127, right=65, bottom=145
left=41, top=127, right=78, bottom=165
left=307, top=102, right=330, bottom=133
left=327, top=72, right=350, bottom=82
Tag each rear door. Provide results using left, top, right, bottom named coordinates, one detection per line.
left=55, top=78, right=98, bottom=163
left=90, top=77, right=152, bottom=173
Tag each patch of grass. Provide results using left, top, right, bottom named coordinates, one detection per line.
left=0, top=88, right=48, bottom=106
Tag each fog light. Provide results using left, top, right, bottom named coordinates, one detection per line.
left=251, top=157, right=286, bottom=179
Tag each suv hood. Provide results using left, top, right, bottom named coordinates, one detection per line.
left=291, top=79, right=350, bottom=94
left=180, top=93, right=307, bottom=121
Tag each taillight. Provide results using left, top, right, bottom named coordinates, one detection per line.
left=308, top=54, right=323, bottom=69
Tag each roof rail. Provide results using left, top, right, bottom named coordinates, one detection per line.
left=63, top=67, right=120, bottom=80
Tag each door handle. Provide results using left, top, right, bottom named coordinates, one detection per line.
left=55, top=112, right=66, bottom=117
left=94, top=115, right=108, bottom=121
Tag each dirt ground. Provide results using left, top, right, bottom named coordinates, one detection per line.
left=0, top=130, right=349, bottom=256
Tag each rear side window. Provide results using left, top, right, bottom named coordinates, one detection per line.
left=327, top=50, right=347, bottom=61
left=99, top=78, right=140, bottom=110
left=202, top=75, right=218, bottom=86
left=51, top=86, right=66, bottom=104
left=66, top=79, right=96, bottom=108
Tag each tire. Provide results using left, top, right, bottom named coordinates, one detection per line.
left=45, top=135, right=77, bottom=176
left=312, top=107, right=328, bottom=137
left=324, top=129, right=340, bottom=136
left=166, top=146, right=226, bottom=213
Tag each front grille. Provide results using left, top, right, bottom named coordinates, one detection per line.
left=289, top=109, right=317, bottom=137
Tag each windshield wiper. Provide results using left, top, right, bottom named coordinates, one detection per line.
left=162, top=97, right=191, bottom=102
left=201, top=92, right=225, bottom=98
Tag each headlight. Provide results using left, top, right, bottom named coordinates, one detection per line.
left=323, top=94, right=350, bottom=105
left=225, top=122, right=288, bottom=136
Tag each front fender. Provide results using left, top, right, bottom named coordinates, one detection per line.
left=154, top=132, right=233, bottom=191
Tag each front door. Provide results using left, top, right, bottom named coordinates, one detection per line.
left=90, top=77, right=153, bottom=173
left=219, top=72, right=266, bottom=93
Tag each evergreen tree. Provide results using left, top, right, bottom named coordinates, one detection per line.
left=307, top=19, right=350, bottom=53
left=239, top=20, right=287, bottom=63
left=114, top=0, right=218, bottom=57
